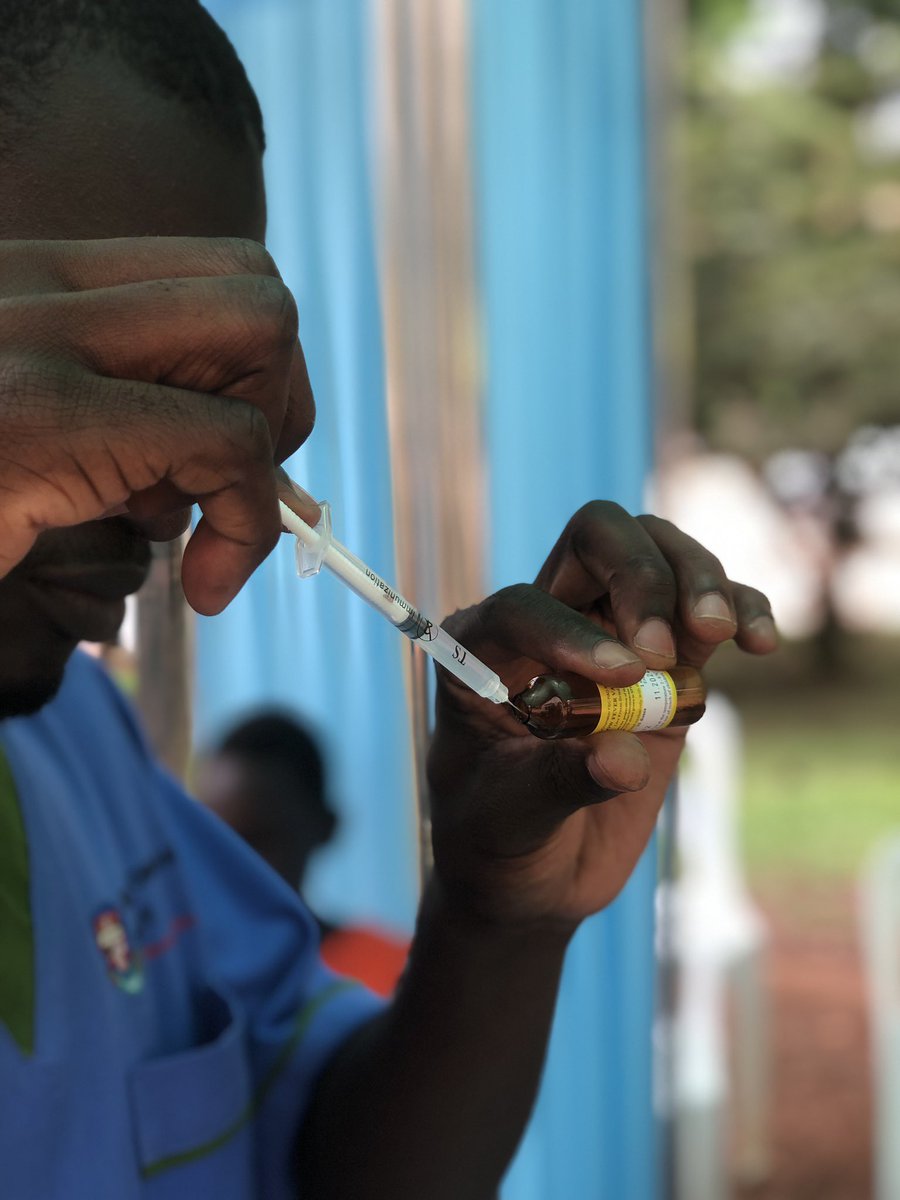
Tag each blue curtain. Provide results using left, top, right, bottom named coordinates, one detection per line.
left=198, top=2, right=657, bottom=1197
left=472, top=4, right=657, bottom=1197
left=198, top=0, right=418, bottom=934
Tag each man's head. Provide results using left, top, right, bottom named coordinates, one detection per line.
left=0, top=0, right=266, bottom=241
left=0, top=1, right=271, bottom=718
left=196, top=712, right=339, bottom=889
left=0, top=0, right=263, bottom=150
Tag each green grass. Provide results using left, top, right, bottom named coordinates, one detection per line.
left=704, top=634, right=900, bottom=881
left=740, top=725, right=899, bottom=877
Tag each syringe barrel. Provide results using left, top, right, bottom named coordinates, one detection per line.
left=279, top=498, right=509, bottom=705
left=324, top=545, right=508, bottom=702
left=416, top=625, right=510, bottom=702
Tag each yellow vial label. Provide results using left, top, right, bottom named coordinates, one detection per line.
left=592, top=670, right=677, bottom=734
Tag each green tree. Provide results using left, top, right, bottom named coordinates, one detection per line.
left=685, top=2, right=900, bottom=460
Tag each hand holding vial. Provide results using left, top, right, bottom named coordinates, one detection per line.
left=424, top=503, right=777, bottom=928
left=277, top=475, right=775, bottom=928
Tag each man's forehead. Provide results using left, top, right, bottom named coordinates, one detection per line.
left=0, top=52, right=265, bottom=242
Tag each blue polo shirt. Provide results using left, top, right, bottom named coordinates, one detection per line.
left=0, top=652, right=381, bottom=1200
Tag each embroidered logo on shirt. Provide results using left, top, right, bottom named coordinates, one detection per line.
left=92, top=906, right=144, bottom=994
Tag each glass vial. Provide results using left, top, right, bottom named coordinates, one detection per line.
left=510, top=666, right=706, bottom=740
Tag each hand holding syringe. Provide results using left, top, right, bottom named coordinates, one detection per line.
left=276, top=469, right=510, bottom=706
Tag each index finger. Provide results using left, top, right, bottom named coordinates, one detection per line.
left=440, top=583, right=646, bottom=699
left=10, top=236, right=283, bottom=291
left=4, top=238, right=313, bottom=461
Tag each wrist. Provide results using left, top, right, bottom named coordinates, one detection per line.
left=422, top=872, right=579, bottom=953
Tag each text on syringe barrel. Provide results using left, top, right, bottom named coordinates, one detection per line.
left=278, top=500, right=508, bottom=703
left=353, top=565, right=505, bottom=701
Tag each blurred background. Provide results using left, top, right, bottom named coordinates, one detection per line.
left=112, top=1, right=900, bottom=1197
left=656, top=4, right=900, bottom=1198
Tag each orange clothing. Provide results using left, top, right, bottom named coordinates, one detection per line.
left=320, top=925, right=409, bottom=997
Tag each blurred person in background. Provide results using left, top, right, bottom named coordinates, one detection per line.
left=197, top=711, right=409, bottom=997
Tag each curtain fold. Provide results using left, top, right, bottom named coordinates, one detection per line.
left=199, top=0, right=419, bottom=933
left=471, top=5, right=656, bottom=1195
left=198, top=2, right=658, bottom=1196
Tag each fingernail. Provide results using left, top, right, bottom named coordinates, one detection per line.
left=592, top=640, right=643, bottom=670
left=634, top=618, right=676, bottom=659
left=276, top=468, right=321, bottom=526
left=692, top=592, right=735, bottom=623
left=589, top=736, right=650, bottom=792
left=616, top=740, right=651, bottom=791
left=747, top=615, right=778, bottom=646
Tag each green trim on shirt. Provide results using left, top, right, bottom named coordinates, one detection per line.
left=0, top=746, right=34, bottom=1055
left=141, top=978, right=359, bottom=1179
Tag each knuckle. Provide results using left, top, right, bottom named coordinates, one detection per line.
left=699, top=546, right=726, bottom=576
left=243, top=275, right=299, bottom=347
left=568, top=501, right=636, bottom=561
left=734, top=582, right=771, bottom=611
left=617, top=553, right=674, bottom=595
left=644, top=514, right=724, bottom=561
left=238, top=402, right=274, bottom=458
left=490, top=582, right=534, bottom=613
left=437, top=602, right=476, bottom=640
left=570, top=499, right=628, bottom=533
left=497, top=581, right=534, bottom=603
left=38, top=241, right=83, bottom=292
left=219, top=237, right=278, bottom=280
left=213, top=397, right=273, bottom=464
left=678, top=546, right=727, bottom=586
left=470, top=583, right=529, bottom=633
left=694, top=557, right=728, bottom=590
left=638, top=514, right=727, bottom=581
left=636, top=513, right=675, bottom=537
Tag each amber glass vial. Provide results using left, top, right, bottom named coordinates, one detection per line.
left=510, top=667, right=706, bottom=740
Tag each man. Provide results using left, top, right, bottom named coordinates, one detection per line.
left=197, top=712, right=341, bottom=895
left=0, top=3, right=777, bottom=1198
left=196, top=711, right=409, bottom=996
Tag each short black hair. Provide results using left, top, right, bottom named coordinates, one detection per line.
left=217, top=711, right=337, bottom=847
left=0, top=0, right=264, bottom=152
left=220, top=711, right=326, bottom=803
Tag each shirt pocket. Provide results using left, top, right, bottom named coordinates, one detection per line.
left=129, top=985, right=257, bottom=1200
left=0, top=1044, right=73, bottom=1200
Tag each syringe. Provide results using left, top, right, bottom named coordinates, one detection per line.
left=276, top=471, right=510, bottom=705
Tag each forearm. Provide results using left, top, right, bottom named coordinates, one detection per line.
left=295, top=879, right=572, bottom=1199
